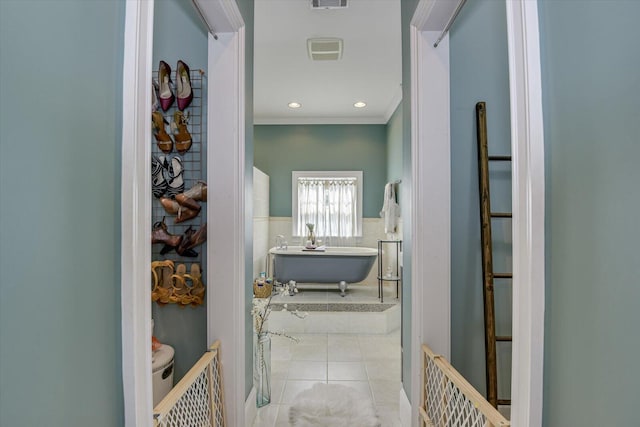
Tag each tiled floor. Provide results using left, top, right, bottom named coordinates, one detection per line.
left=252, top=330, right=402, bottom=427
left=251, top=283, right=402, bottom=426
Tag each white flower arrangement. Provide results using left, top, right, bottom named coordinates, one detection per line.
left=252, top=281, right=307, bottom=341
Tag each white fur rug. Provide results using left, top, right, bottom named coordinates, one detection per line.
left=289, top=383, right=380, bottom=427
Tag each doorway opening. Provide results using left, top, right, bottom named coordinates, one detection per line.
left=250, top=0, right=404, bottom=425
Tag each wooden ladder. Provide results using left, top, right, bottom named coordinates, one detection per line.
left=476, top=101, right=512, bottom=408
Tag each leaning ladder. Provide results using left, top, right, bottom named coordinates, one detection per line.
left=475, top=101, right=512, bottom=408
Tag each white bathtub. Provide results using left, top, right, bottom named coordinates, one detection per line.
left=269, top=246, right=377, bottom=294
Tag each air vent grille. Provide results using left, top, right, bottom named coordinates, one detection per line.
left=311, top=0, right=347, bottom=10
left=307, top=38, right=343, bottom=61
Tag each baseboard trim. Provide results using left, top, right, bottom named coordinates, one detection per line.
left=244, top=387, right=257, bottom=427
left=399, top=387, right=412, bottom=427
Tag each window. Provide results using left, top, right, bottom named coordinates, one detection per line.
left=292, top=171, right=363, bottom=239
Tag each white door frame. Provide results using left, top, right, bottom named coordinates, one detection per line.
left=408, top=20, right=452, bottom=427
left=120, top=0, right=245, bottom=425
left=409, top=1, right=545, bottom=426
left=505, top=1, right=545, bottom=425
left=122, top=0, right=544, bottom=425
left=121, top=0, right=154, bottom=425
left=206, top=21, right=247, bottom=427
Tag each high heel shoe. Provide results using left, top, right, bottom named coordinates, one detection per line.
left=175, top=194, right=200, bottom=211
left=176, top=60, right=193, bottom=111
left=159, top=197, right=200, bottom=223
left=189, top=222, right=207, bottom=248
left=152, top=111, right=173, bottom=154
left=158, top=60, right=175, bottom=111
left=176, top=226, right=195, bottom=256
left=152, top=217, right=183, bottom=247
left=172, top=111, right=192, bottom=154
left=176, top=223, right=206, bottom=255
left=177, top=181, right=207, bottom=203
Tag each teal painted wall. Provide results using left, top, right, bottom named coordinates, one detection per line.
left=152, top=0, right=209, bottom=383
left=400, top=0, right=419, bottom=400
left=254, top=125, right=388, bottom=218
left=449, top=0, right=512, bottom=398
left=0, top=1, right=125, bottom=425
left=539, top=1, right=640, bottom=424
left=387, top=103, right=403, bottom=184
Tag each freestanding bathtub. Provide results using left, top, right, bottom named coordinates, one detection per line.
left=269, top=246, right=377, bottom=296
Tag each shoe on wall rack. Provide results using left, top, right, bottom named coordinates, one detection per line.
left=151, top=63, right=207, bottom=300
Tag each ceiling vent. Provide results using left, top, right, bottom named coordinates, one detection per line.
left=307, top=38, right=343, bottom=61
left=311, top=0, right=347, bottom=10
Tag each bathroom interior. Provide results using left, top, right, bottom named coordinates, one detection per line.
left=250, top=0, right=404, bottom=425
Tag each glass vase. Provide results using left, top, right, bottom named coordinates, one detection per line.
left=254, top=332, right=271, bottom=407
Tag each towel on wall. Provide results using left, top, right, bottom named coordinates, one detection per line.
left=379, top=182, right=400, bottom=234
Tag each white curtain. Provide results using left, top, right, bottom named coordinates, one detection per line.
left=297, top=178, right=358, bottom=246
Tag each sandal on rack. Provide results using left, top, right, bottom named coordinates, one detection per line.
left=151, top=261, right=161, bottom=302
left=172, top=111, right=192, bottom=154
left=187, top=263, right=205, bottom=307
left=152, top=111, right=173, bottom=154
left=176, top=60, right=193, bottom=111
left=153, top=260, right=175, bottom=304
left=165, top=155, right=185, bottom=198
left=152, top=155, right=169, bottom=198
left=171, top=264, right=192, bottom=307
left=158, top=60, right=175, bottom=111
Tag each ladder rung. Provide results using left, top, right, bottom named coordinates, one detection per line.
left=493, top=273, right=512, bottom=279
left=496, top=336, right=512, bottom=342
left=490, top=212, right=512, bottom=218
left=488, top=155, right=512, bottom=161
left=497, top=399, right=511, bottom=406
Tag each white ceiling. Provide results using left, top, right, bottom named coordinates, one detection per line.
left=253, top=0, right=402, bottom=125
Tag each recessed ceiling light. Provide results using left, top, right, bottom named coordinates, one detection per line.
left=354, top=101, right=367, bottom=108
left=288, top=102, right=302, bottom=109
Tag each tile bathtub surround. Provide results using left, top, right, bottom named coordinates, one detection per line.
left=251, top=331, right=402, bottom=427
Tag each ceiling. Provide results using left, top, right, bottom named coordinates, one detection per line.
left=253, top=0, right=402, bottom=125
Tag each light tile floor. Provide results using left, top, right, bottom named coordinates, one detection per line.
left=252, top=330, right=402, bottom=427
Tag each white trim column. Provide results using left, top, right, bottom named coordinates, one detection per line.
left=121, top=1, right=154, bottom=426
left=506, top=1, right=545, bottom=425
left=207, top=26, right=246, bottom=426
left=409, top=22, right=452, bottom=427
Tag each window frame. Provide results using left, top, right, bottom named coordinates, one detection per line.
left=291, top=170, right=363, bottom=238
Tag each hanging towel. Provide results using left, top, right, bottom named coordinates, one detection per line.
left=379, top=182, right=400, bottom=234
